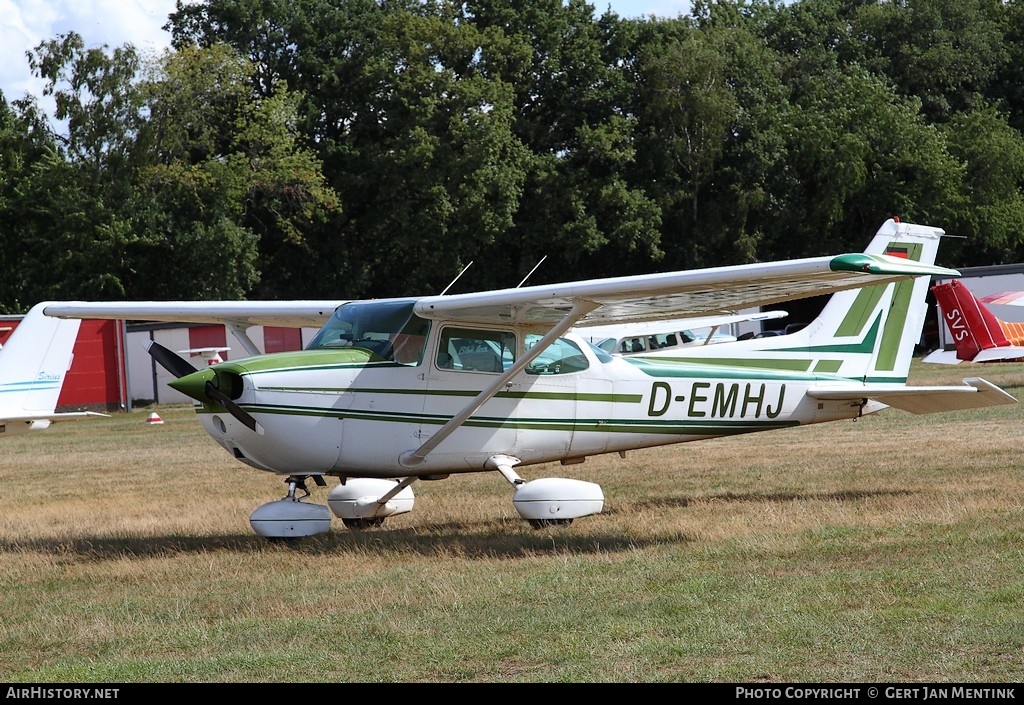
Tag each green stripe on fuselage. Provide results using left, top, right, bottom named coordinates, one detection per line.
left=195, top=403, right=800, bottom=435
left=624, top=359, right=848, bottom=382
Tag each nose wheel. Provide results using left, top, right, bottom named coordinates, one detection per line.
left=250, top=474, right=332, bottom=539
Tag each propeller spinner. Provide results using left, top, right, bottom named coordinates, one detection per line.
left=146, top=340, right=263, bottom=434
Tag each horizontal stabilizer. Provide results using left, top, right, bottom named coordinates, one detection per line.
left=973, top=346, right=1024, bottom=363
left=3, top=411, right=110, bottom=422
left=921, top=349, right=962, bottom=365
left=809, top=378, right=1017, bottom=414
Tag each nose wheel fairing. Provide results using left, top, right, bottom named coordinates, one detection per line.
left=249, top=475, right=332, bottom=538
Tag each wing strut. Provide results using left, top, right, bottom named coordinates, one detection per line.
left=225, top=323, right=262, bottom=357
left=400, top=300, right=599, bottom=468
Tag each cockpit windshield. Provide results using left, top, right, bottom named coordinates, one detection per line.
left=307, top=299, right=429, bottom=364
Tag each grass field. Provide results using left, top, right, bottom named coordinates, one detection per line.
left=2, top=360, right=1023, bottom=683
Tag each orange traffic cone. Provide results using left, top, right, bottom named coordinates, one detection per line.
left=145, top=411, right=164, bottom=425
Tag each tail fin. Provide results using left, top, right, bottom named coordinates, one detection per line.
left=926, top=279, right=1024, bottom=363
left=666, top=219, right=945, bottom=383
left=0, top=302, right=106, bottom=435
left=793, top=218, right=942, bottom=382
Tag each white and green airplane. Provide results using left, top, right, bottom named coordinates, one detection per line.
left=43, top=218, right=1017, bottom=538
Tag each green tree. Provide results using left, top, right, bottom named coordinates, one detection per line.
left=132, top=43, right=339, bottom=298
left=5, top=34, right=144, bottom=306
left=168, top=0, right=535, bottom=296
left=0, top=94, right=65, bottom=311
left=849, top=0, right=1008, bottom=123
left=465, top=0, right=661, bottom=285
left=168, top=0, right=662, bottom=293
left=938, top=108, right=1024, bottom=266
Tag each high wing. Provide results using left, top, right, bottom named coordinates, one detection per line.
left=42, top=300, right=344, bottom=329
left=413, top=248, right=955, bottom=329
left=42, top=300, right=345, bottom=357
left=979, top=291, right=1024, bottom=306
left=42, top=224, right=953, bottom=337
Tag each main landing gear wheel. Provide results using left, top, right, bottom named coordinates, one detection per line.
left=488, top=456, right=604, bottom=528
left=326, top=478, right=416, bottom=529
left=527, top=518, right=574, bottom=529
left=341, top=517, right=387, bottom=529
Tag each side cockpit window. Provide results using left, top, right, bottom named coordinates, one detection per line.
left=437, top=328, right=515, bottom=373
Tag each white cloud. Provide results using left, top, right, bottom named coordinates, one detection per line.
left=0, top=0, right=178, bottom=105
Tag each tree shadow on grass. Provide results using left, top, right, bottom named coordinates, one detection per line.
left=0, top=515, right=688, bottom=562
left=634, top=487, right=915, bottom=510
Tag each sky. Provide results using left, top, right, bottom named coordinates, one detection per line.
left=0, top=1, right=695, bottom=115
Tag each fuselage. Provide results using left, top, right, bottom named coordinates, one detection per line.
left=174, top=299, right=869, bottom=479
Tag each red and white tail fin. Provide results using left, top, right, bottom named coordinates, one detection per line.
left=926, top=280, right=1024, bottom=363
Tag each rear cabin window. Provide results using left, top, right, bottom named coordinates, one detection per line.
left=525, top=334, right=589, bottom=375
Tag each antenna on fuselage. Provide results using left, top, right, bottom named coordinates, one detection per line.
left=516, top=255, right=547, bottom=288
left=440, top=261, right=473, bottom=295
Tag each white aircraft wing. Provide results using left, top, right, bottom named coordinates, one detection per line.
left=574, top=310, right=788, bottom=342
left=808, top=378, right=1017, bottom=414
left=979, top=291, right=1024, bottom=306
left=414, top=253, right=959, bottom=328
left=42, top=301, right=344, bottom=329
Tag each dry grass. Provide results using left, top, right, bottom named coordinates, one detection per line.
left=2, top=360, right=1023, bottom=682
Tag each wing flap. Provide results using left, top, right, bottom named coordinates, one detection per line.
left=809, top=378, right=1017, bottom=414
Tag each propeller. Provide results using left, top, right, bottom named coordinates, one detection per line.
left=146, top=340, right=262, bottom=434
left=202, top=379, right=261, bottom=433
left=146, top=340, right=199, bottom=378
